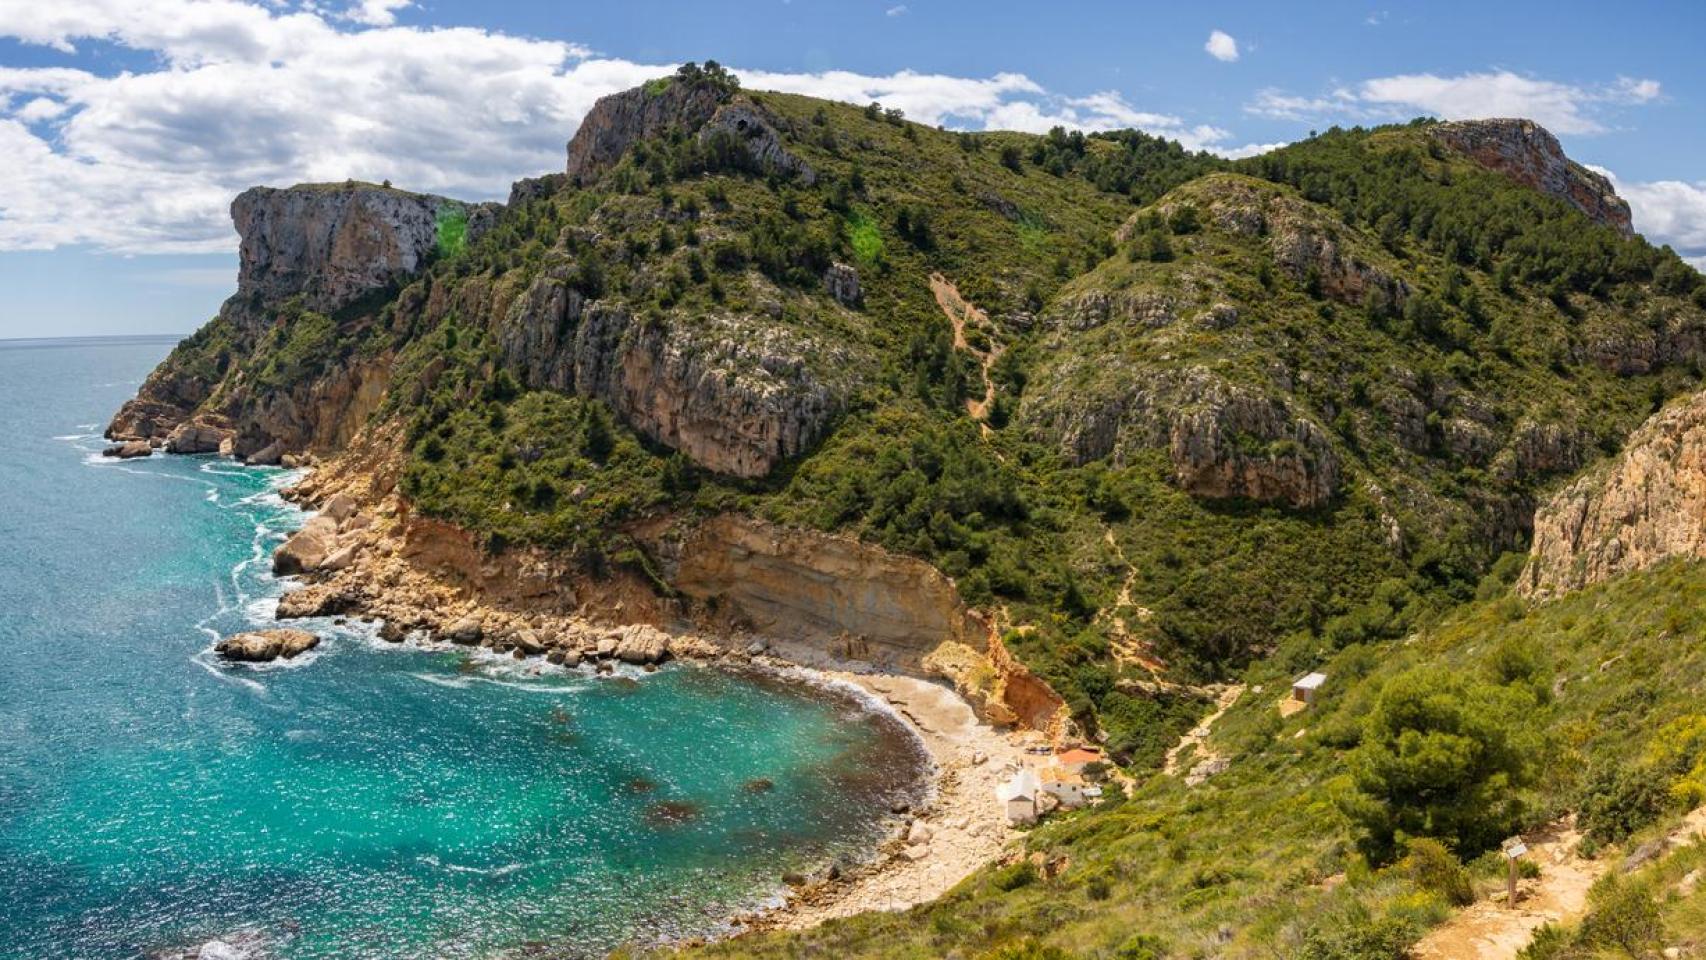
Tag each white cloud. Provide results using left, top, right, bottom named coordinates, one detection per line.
left=0, top=0, right=1258, bottom=254
left=1591, top=166, right=1706, bottom=265
left=1205, top=29, right=1239, bottom=63
left=885, top=4, right=908, bottom=16
left=1247, top=70, right=1663, bottom=136
left=344, top=0, right=411, bottom=28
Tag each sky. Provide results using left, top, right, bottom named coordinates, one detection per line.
left=2, top=0, right=1704, bottom=338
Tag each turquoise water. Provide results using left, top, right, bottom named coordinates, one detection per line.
left=0, top=337, right=928, bottom=959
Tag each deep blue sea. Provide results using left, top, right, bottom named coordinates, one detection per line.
left=0, top=336, right=925, bottom=959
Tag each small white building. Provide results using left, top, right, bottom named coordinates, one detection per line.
left=1040, top=765, right=1102, bottom=809
left=1291, top=671, right=1328, bottom=705
left=996, top=768, right=1041, bottom=825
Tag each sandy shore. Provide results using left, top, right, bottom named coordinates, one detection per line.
left=728, top=638, right=1038, bottom=932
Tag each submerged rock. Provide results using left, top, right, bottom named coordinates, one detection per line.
left=215, top=629, right=320, bottom=663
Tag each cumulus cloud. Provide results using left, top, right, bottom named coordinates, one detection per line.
left=343, top=0, right=411, bottom=28
left=1591, top=166, right=1706, bottom=267
left=1247, top=69, right=1662, bottom=135
left=0, top=0, right=1257, bottom=254
left=1205, top=29, right=1239, bottom=62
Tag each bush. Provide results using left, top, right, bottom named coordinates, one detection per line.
left=1577, top=760, right=1669, bottom=845
left=1402, top=837, right=1475, bottom=906
left=1578, top=874, right=1663, bottom=956
left=991, top=859, right=1040, bottom=892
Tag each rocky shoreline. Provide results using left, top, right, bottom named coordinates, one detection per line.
left=254, top=460, right=1035, bottom=942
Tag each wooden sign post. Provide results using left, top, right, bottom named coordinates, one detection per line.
left=1502, top=838, right=1528, bottom=909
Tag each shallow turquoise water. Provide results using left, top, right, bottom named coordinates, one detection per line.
left=0, top=337, right=927, bottom=959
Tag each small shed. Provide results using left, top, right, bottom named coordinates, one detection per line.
left=1291, top=671, right=1328, bottom=704
left=996, top=768, right=1042, bottom=825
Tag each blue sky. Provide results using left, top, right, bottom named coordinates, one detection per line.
left=2, top=0, right=1704, bottom=338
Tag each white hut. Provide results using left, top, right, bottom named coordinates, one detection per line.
left=996, top=768, right=1042, bottom=825
left=1040, top=765, right=1102, bottom=809
left=1291, top=671, right=1328, bottom=705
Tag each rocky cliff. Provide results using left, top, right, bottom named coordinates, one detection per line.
left=1433, top=118, right=1633, bottom=236
left=667, top=514, right=984, bottom=669
left=107, top=181, right=477, bottom=455
left=495, top=272, right=858, bottom=477
left=234, top=182, right=492, bottom=315
left=1523, top=389, right=1706, bottom=598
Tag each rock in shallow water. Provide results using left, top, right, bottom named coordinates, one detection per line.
left=215, top=629, right=320, bottom=663
left=102, top=440, right=153, bottom=459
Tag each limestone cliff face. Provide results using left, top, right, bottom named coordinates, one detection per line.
left=495, top=268, right=856, bottom=478
left=233, top=183, right=491, bottom=315
left=667, top=514, right=982, bottom=670
left=108, top=182, right=469, bottom=453
left=566, top=83, right=813, bottom=187
left=566, top=81, right=728, bottom=184
left=1025, top=365, right=1340, bottom=510
left=1523, top=390, right=1706, bottom=598
left=1433, top=119, right=1633, bottom=236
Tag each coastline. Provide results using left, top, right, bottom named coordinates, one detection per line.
left=261, top=460, right=1037, bottom=941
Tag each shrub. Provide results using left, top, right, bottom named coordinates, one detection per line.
left=1402, top=837, right=1475, bottom=906
left=1577, top=760, right=1669, bottom=844
left=1578, top=874, right=1663, bottom=956
left=991, top=859, right=1040, bottom=892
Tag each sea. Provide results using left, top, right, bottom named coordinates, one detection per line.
left=0, top=335, right=927, bottom=959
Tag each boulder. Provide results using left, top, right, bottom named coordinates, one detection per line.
left=271, top=516, right=338, bottom=576
left=164, top=420, right=234, bottom=455
left=906, top=819, right=933, bottom=844
left=102, top=440, right=153, bottom=459
left=512, top=628, right=548, bottom=655
left=319, top=543, right=359, bottom=572
left=244, top=440, right=284, bottom=466
left=614, top=625, right=670, bottom=664
left=445, top=615, right=484, bottom=645
left=215, top=629, right=320, bottom=662
left=321, top=493, right=359, bottom=523
left=275, top=585, right=356, bottom=619
left=822, top=262, right=862, bottom=307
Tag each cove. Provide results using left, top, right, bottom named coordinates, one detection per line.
left=0, top=337, right=929, bottom=960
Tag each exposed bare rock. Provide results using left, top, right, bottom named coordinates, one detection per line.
left=566, top=81, right=728, bottom=184
left=445, top=615, right=485, bottom=645
left=102, top=440, right=153, bottom=459
left=497, top=291, right=858, bottom=478
left=272, top=516, right=339, bottom=576
left=668, top=514, right=982, bottom=671
left=1524, top=390, right=1706, bottom=597
left=164, top=419, right=234, bottom=455
left=823, top=262, right=862, bottom=307
left=698, top=100, right=816, bottom=184
left=507, top=173, right=566, bottom=207
left=215, top=629, right=319, bottom=662
left=1268, top=217, right=1409, bottom=309
left=1432, top=119, right=1633, bottom=236
left=1050, top=290, right=1178, bottom=332
left=1025, top=366, right=1339, bottom=509
left=233, top=183, right=482, bottom=314
left=614, top=625, right=671, bottom=664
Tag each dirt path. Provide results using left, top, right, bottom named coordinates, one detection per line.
left=928, top=274, right=1003, bottom=425
left=1412, top=807, right=1706, bottom=959
left=1163, top=683, right=1244, bottom=778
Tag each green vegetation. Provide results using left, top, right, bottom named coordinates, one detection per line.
left=434, top=204, right=469, bottom=259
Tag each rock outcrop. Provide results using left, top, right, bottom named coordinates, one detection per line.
left=1523, top=390, right=1706, bottom=597
left=233, top=183, right=486, bottom=314
left=1025, top=366, right=1339, bottom=509
left=102, top=440, right=152, bottom=459
left=566, top=81, right=813, bottom=186
left=1432, top=119, right=1633, bottom=236
left=496, top=280, right=857, bottom=478
left=215, top=629, right=320, bottom=662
